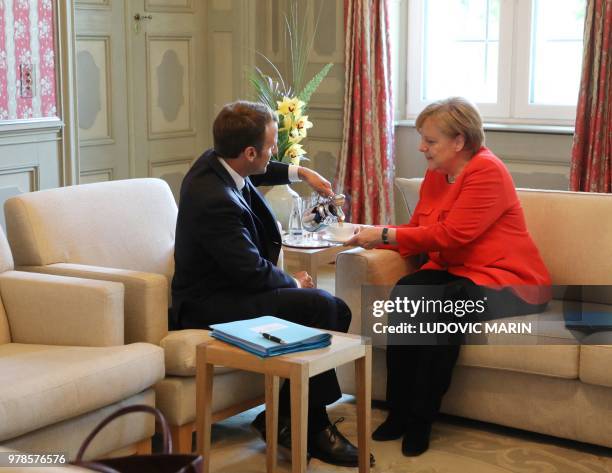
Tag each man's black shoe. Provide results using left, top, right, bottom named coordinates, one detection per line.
left=401, top=421, right=432, bottom=457
left=250, top=411, right=311, bottom=461
left=309, top=418, right=375, bottom=467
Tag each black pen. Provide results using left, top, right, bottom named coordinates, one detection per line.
left=261, top=332, right=286, bottom=344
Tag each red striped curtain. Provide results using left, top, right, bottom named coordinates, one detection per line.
left=569, top=0, right=612, bottom=192
left=336, top=0, right=395, bottom=225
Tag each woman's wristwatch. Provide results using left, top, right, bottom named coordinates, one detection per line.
left=381, top=227, right=389, bottom=244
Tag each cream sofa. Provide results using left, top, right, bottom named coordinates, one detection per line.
left=336, top=178, right=612, bottom=449
left=0, top=228, right=165, bottom=460
left=4, top=179, right=265, bottom=453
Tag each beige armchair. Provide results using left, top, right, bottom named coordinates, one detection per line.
left=4, top=178, right=264, bottom=453
left=0, top=227, right=164, bottom=459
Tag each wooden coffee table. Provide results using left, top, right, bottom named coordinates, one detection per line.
left=195, top=331, right=372, bottom=473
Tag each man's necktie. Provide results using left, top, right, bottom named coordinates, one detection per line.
left=242, top=182, right=252, bottom=208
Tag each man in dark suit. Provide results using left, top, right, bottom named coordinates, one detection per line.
left=172, top=101, right=369, bottom=467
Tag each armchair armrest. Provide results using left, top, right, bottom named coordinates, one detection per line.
left=161, top=329, right=211, bottom=376
left=17, top=263, right=168, bottom=345
left=335, top=248, right=420, bottom=334
left=0, top=270, right=124, bottom=346
left=160, top=330, right=241, bottom=376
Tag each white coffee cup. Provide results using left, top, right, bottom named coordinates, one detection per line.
left=326, top=222, right=356, bottom=240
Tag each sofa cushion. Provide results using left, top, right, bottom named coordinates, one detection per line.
left=4, top=179, right=176, bottom=278
left=465, top=299, right=585, bottom=344
left=155, top=370, right=265, bottom=426
left=579, top=332, right=612, bottom=388
left=2, top=390, right=156, bottom=462
left=0, top=302, right=10, bottom=345
left=0, top=343, right=164, bottom=442
left=0, top=227, right=14, bottom=273
left=0, top=228, right=14, bottom=344
left=458, top=345, right=580, bottom=379
left=518, top=190, right=612, bottom=286
left=457, top=301, right=582, bottom=379
left=580, top=345, right=612, bottom=388
left=395, top=178, right=421, bottom=220
left=365, top=298, right=584, bottom=380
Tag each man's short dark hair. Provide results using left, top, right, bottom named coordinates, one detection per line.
left=213, top=101, right=277, bottom=158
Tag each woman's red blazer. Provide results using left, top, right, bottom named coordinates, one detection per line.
left=386, top=147, right=551, bottom=304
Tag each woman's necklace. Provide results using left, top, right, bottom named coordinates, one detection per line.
left=447, top=160, right=469, bottom=184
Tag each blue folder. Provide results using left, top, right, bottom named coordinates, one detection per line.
left=210, top=316, right=332, bottom=357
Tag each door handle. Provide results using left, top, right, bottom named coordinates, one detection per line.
left=133, top=13, right=153, bottom=33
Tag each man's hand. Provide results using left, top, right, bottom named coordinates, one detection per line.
left=298, top=167, right=334, bottom=197
left=294, top=270, right=314, bottom=289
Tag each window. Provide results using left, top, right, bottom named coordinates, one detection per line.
left=422, top=0, right=501, bottom=104
left=393, top=0, right=586, bottom=123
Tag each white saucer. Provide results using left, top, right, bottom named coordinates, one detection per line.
left=322, top=233, right=353, bottom=243
left=282, top=235, right=340, bottom=249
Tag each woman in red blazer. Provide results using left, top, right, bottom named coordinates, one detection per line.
left=346, top=97, right=551, bottom=456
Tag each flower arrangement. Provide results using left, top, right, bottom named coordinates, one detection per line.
left=250, top=1, right=332, bottom=166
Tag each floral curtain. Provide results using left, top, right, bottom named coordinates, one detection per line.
left=569, top=0, right=611, bottom=192
left=336, top=0, right=395, bottom=224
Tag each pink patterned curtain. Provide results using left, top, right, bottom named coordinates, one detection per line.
left=569, top=0, right=612, bottom=192
left=336, top=0, right=395, bottom=225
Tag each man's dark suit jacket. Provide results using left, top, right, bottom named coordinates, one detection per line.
left=171, top=149, right=298, bottom=328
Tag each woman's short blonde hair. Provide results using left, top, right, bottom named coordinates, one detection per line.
left=416, top=97, right=485, bottom=154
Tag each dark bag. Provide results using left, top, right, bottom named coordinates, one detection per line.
left=72, top=404, right=202, bottom=473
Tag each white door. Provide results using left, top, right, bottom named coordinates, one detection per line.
left=75, top=0, right=130, bottom=183
left=127, top=0, right=206, bottom=200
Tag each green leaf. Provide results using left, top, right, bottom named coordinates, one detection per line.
left=249, top=74, right=276, bottom=110
left=249, top=66, right=292, bottom=111
left=298, top=63, right=333, bottom=105
left=254, top=51, right=291, bottom=97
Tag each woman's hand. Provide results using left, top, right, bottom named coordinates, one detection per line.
left=345, top=226, right=384, bottom=249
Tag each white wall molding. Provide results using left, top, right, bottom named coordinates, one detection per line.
left=56, top=0, right=81, bottom=186
left=0, top=117, right=64, bottom=136
left=396, top=120, right=575, bottom=136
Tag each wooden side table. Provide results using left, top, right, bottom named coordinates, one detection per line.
left=282, top=243, right=350, bottom=287
left=195, top=331, right=371, bottom=473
